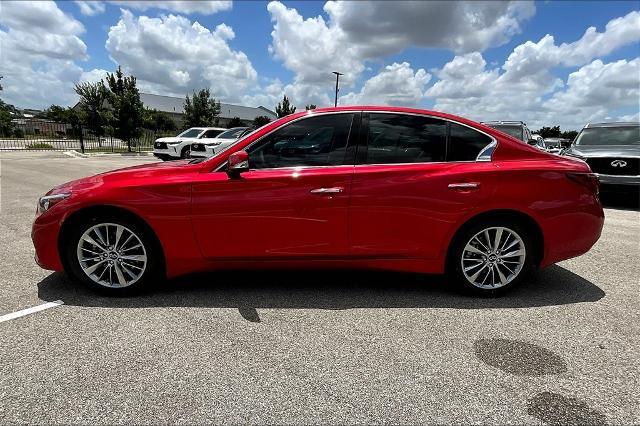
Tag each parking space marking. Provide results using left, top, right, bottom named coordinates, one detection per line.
left=0, top=300, right=64, bottom=323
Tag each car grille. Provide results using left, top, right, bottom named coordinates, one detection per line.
left=154, top=142, right=167, bottom=149
left=586, top=157, right=640, bottom=176
left=191, top=143, right=205, bottom=152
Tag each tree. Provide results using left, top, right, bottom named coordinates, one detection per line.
left=561, top=130, right=578, bottom=140
left=275, top=95, right=296, bottom=117
left=227, top=116, right=243, bottom=128
left=104, top=66, right=144, bottom=150
left=305, top=104, right=317, bottom=110
left=74, top=80, right=109, bottom=138
left=253, top=115, right=271, bottom=127
left=142, top=108, right=176, bottom=133
left=183, top=88, right=221, bottom=128
left=0, top=76, right=15, bottom=136
left=534, top=126, right=561, bottom=138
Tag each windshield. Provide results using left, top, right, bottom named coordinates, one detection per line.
left=575, top=126, right=640, bottom=146
left=217, top=128, right=247, bottom=139
left=178, top=128, right=203, bottom=138
left=487, top=125, right=524, bottom=141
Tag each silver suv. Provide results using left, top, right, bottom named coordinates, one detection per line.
left=481, top=121, right=535, bottom=144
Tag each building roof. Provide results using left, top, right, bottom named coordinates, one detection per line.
left=140, top=93, right=277, bottom=121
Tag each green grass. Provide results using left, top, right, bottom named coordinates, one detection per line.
left=25, top=142, right=54, bottom=149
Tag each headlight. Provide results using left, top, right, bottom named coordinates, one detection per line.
left=37, top=193, right=71, bottom=213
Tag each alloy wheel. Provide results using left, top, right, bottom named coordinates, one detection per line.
left=460, top=226, right=526, bottom=289
left=76, top=223, right=147, bottom=288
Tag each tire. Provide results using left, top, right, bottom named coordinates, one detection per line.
left=63, top=215, right=163, bottom=295
left=180, top=146, right=191, bottom=159
left=447, top=219, right=534, bottom=296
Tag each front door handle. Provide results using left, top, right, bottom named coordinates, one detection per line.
left=448, top=182, right=480, bottom=190
left=310, top=187, right=344, bottom=195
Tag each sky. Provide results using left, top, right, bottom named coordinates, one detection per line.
left=0, top=0, right=638, bottom=130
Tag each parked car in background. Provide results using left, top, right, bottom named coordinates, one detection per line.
left=544, top=137, right=572, bottom=153
left=481, top=121, right=537, bottom=146
left=562, top=122, right=639, bottom=190
left=153, top=127, right=226, bottom=160
left=33, top=106, right=603, bottom=296
left=190, top=127, right=251, bottom=159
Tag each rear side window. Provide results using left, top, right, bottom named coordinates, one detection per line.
left=248, top=113, right=354, bottom=169
left=365, top=114, right=446, bottom=164
left=448, top=122, right=493, bottom=161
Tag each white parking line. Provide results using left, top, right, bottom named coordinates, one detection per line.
left=0, top=300, right=64, bottom=323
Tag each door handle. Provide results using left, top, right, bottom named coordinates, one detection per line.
left=448, top=182, right=480, bottom=190
left=310, top=187, right=344, bottom=195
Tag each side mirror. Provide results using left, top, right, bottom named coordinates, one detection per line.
left=227, top=150, right=249, bottom=177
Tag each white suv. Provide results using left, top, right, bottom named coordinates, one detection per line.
left=153, top=127, right=226, bottom=161
left=189, top=127, right=251, bottom=159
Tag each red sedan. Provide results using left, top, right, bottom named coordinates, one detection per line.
left=32, top=107, right=604, bottom=295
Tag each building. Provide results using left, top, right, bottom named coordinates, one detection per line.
left=139, top=93, right=277, bottom=128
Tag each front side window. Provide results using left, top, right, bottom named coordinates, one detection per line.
left=248, top=114, right=354, bottom=169
left=365, top=114, right=446, bottom=164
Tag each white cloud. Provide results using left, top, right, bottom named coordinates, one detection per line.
left=0, top=1, right=87, bottom=108
left=426, top=11, right=640, bottom=129
left=76, top=1, right=232, bottom=16
left=265, top=1, right=534, bottom=109
left=324, top=0, right=535, bottom=55
left=341, top=62, right=431, bottom=106
left=105, top=9, right=257, bottom=101
left=75, top=1, right=106, bottom=16
left=79, top=68, right=110, bottom=84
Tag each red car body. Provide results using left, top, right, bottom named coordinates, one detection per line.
left=32, top=106, right=604, bottom=280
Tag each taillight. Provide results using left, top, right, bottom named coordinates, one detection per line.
left=566, top=172, right=599, bottom=194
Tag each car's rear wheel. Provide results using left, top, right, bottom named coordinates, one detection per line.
left=449, top=220, right=534, bottom=295
left=64, top=216, right=162, bottom=295
left=180, top=146, right=191, bottom=159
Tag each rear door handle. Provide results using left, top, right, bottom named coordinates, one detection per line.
left=448, top=182, right=480, bottom=190
left=310, top=187, right=344, bottom=195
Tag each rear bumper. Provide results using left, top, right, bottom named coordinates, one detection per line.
left=540, top=195, right=605, bottom=267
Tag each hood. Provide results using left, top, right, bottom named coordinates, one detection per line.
left=564, top=144, right=640, bottom=158
left=156, top=136, right=184, bottom=143
left=49, top=159, right=196, bottom=194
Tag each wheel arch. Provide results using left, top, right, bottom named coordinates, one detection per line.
left=58, top=204, right=166, bottom=278
left=446, top=209, right=544, bottom=270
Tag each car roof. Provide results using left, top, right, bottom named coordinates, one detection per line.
left=584, top=122, right=639, bottom=128
left=191, top=127, right=226, bottom=131
left=222, top=127, right=249, bottom=131
left=480, top=121, right=526, bottom=126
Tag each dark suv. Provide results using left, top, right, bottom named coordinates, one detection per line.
left=562, top=122, right=639, bottom=189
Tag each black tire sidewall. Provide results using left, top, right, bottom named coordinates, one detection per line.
left=449, top=220, right=534, bottom=295
left=63, top=216, right=161, bottom=295
left=180, top=147, right=190, bottom=159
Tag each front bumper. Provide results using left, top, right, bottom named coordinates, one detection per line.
left=190, top=145, right=218, bottom=158
left=153, top=147, right=180, bottom=160
left=596, top=174, right=640, bottom=186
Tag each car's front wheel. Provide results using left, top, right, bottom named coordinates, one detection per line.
left=64, top=216, right=162, bottom=295
left=449, top=220, right=534, bottom=295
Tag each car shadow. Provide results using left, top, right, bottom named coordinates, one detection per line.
left=600, top=189, right=640, bottom=212
left=37, top=265, right=604, bottom=314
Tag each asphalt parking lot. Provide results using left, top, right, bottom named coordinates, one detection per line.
left=0, top=151, right=638, bottom=424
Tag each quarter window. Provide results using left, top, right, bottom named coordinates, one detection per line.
left=247, top=114, right=354, bottom=169
left=448, top=122, right=493, bottom=162
left=365, top=114, right=446, bottom=164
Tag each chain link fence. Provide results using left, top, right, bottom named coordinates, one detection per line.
left=0, top=119, right=162, bottom=153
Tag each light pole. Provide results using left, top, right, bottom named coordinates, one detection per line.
left=332, top=71, right=343, bottom=107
